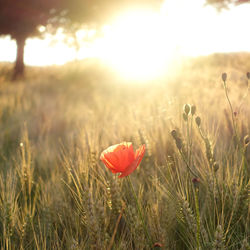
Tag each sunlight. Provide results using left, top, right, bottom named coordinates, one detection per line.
left=96, top=10, right=174, bottom=81
left=25, top=29, right=76, bottom=66
left=0, top=0, right=250, bottom=76
left=161, top=0, right=250, bottom=56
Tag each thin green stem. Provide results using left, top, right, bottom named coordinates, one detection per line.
left=223, top=81, right=239, bottom=145
left=239, top=146, right=248, bottom=183
left=179, top=150, right=198, bottom=178
left=213, top=170, right=222, bottom=205
left=197, top=126, right=206, bottom=140
left=189, top=116, right=194, bottom=169
left=127, top=176, right=152, bottom=247
left=186, top=117, right=190, bottom=165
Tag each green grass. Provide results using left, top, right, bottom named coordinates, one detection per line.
left=0, top=53, right=249, bottom=249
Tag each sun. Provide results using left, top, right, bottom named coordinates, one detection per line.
left=97, top=10, right=174, bottom=81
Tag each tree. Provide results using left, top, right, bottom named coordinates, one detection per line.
left=205, top=0, right=250, bottom=10
left=0, top=0, right=61, bottom=79
left=0, top=0, right=162, bottom=80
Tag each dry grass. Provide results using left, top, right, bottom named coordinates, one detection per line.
left=0, top=53, right=249, bottom=249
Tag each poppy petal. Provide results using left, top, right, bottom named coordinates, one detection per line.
left=100, top=154, right=118, bottom=172
left=118, top=158, right=139, bottom=178
left=115, top=142, right=135, bottom=171
left=100, top=142, right=135, bottom=172
left=102, top=152, right=120, bottom=170
left=118, top=144, right=145, bottom=178
left=100, top=143, right=145, bottom=178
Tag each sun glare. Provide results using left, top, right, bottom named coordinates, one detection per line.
left=1, top=0, right=250, bottom=79
left=97, top=10, right=174, bottom=81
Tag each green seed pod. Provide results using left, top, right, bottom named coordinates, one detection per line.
left=213, top=162, right=219, bottom=172
left=183, top=104, right=190, bottom=115
left=192, top=178, right=200, bottom=188
left=171, top=129, right=178, bottom=139
left=244, top=135, right=249, bottom=146
left=171, top=130, right=178, bottom=139
left=195, top=116, right=201, bottom=127
left=175, top=138, right=183, bottom=150
left=183, top=113, right=188, bottom=122
left=222, top=72, right=227, bottom=82
left=191, top=105, right=196, bottom=116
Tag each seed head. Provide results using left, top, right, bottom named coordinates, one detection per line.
left=183, top=104, right=191, bottom=115
left=244, top=135, right=249, bottom=146
left=183, top=113, right=188, bottom=122
left=192, top=178, right=200, bottom=189
left=247, top=72, right=250, bottom=80
left=175, top=137, right=183, bottom=150
left=171, top=129, right=178, bottom=140
left=191, top=105, right=196, bottom=116
left=213, top=162, right=219, bottom=172
left=192, top=178, right=200, bottom=184
left=222, top=72, right=227, bottom=82
left=195, top=116, right=201, bottom=127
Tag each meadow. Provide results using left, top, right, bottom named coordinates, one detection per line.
left=0, top=53, right=249, bottom=249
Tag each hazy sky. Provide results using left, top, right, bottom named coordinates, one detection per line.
left=0, top=0, right=249, bottom=66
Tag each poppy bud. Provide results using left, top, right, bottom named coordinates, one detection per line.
left=183, top=104, right=190, bottom=115
left=183, top=113, right=188, bottom=122
left=244, top=135, right=249, bottom=146
left=175, top=138, right=183, bottom=150
left=171, top=130, right=178, bottom=140
left=195, top=116, right=201, bottom=127
left=192, top=178, right=200, bottom=188
left=247, top=72, right=250, bottom=80
left=192, top=178, right=200, bottom=183
left=222, top=72, right=227, bottom=82
left=153, top=242, right=163, bottom=248
left=213, top=162, right=219, bottom=172
left=191, top=105, right=196, bottom=116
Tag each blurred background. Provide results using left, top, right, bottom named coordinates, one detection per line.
left=0, top=0, right=250, bottom=80
left=0, top=1, right=249, bottom=249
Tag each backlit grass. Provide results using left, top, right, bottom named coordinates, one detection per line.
left=0, top=53, right=249, bottom=249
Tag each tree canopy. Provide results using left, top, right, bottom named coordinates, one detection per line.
left=205, top=0, right=250, bottom=10
left=0, top=0, right=162, bottom=79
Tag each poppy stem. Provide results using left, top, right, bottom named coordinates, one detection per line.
left=222, top=80, right=239, bottom=146
left=127, top=176, right=153, bottom=247
left=179, top=150, right=198, bottom=178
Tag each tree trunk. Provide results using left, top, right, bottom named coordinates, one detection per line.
left=13, top=36, right=26, bottom=80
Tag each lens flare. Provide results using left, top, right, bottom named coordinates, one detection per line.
left=97, top=10, right=174, bottom=81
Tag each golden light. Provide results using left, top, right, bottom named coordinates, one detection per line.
left=96, top=10, right=174, bottom=81
left=1, top=0, right=250, bottom=74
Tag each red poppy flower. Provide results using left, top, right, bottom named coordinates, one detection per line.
left=100, top=142, right=146, bottom=178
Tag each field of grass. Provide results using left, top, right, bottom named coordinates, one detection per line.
left=0, top=53, right=249, bottom=249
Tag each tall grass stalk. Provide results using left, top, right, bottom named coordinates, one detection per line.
left=0, top=58, right=249, bottom=248
left=127, top=176, right=153, bottom=248
left=194, top=186, right=200, bottom=250
left=222, top=74, right=239, bottom=146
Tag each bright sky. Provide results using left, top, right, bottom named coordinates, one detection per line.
left=0, top=0, right=250, bottom=79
